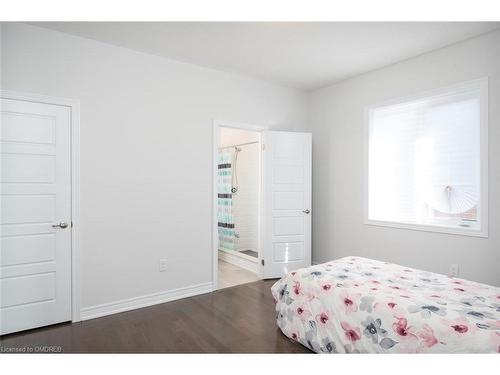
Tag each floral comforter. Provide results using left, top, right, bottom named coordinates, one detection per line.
left=271, top=256, right=500, bottom=353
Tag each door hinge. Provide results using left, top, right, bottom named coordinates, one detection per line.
left=261, top=259, right=265, bottom=266
left=71, top=221, right=74, bottom=228
left=261, top=143, right=265, bottom=151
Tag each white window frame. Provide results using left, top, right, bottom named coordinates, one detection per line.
left=364, top=78, right=488, bottom=238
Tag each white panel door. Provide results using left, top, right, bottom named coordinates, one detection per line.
left=261, top=131, right=312, bottom=278
left=0, top=98, right=72, bottom=335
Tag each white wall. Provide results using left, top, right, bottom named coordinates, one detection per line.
left=309, top=29, right=500, bottom=286
left=0, top=22, right=308, bottom=311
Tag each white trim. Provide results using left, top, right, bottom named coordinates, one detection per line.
left=0, top=90, right=80, bottom=108
left=80, top=282, right=213, bottom=321
left=365, top=219, right=488, bottom=238
left=219, top=248, right=258, bottom=263
left=0, top=90, right=82, bottom=322
left=213, top=120, right=268, bottom=132
left=212, top=120, right=268, bottom=290
left=364, top=78, right=488, bottom=111
left=218, top=250, right=259, bottom=274
left=70, top=101, right=82, bottom=322
left=363, top=78, right=489, bottom=238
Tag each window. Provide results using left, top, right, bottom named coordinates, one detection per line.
left=366, top=79, right=488, bottom=236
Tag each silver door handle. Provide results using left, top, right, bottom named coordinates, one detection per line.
left=302, top=209, right=310, bottom=214
left=52, top=221, right=69, bottom=229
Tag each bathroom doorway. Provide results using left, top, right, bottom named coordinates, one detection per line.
left=213, top=122, right=264, bottom=289
left=212, top=121, right=312, bottom=290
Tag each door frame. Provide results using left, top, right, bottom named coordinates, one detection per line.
left=212, top=120, right=268, bottom=290
left=1, top=90, right=82, bottom=323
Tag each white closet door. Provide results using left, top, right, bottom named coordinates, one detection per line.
left=261, top=131, right=312, bottom=278
left=0, top=98, right=72, bottom=335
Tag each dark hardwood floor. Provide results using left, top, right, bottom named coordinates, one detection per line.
left=0, top=280, right=311, bottom=353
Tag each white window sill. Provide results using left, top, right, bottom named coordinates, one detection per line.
left=364, top=219, right=488, bottom=238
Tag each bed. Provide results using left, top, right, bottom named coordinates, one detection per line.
left=271, top=256, right=500, bottom=353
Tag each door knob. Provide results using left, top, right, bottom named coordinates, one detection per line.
left=52, top=221, right=69, bottom=229
left=302, top=209, right=311, bottom=214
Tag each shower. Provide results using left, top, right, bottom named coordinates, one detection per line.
left=217, top=128, right=261, bottom=265
left=231, top=147, right=242, bottom=194
left=221, top=140, right=258, bottom=195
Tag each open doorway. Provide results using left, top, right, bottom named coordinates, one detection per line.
left=214, top=123, right=263, bottom=289
left=212, top=121, right=312, bottom=290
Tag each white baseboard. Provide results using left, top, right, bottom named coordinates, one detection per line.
left=80, top=282, right=213, bottom=321
left=218, top=250, right=259, bottom=274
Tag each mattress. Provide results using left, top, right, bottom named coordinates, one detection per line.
left=271, top=256, right=500, bottom=353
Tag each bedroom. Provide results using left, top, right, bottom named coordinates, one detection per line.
left=1, top=1, right=499, bottom=373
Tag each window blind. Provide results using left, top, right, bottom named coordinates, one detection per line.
left=368, top=86, right=481, bottom=230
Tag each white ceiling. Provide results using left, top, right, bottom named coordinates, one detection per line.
left=32, top=22, right=500, bottom=90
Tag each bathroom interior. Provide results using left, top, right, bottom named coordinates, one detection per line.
left=217, top=127, right=261, bottom=289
